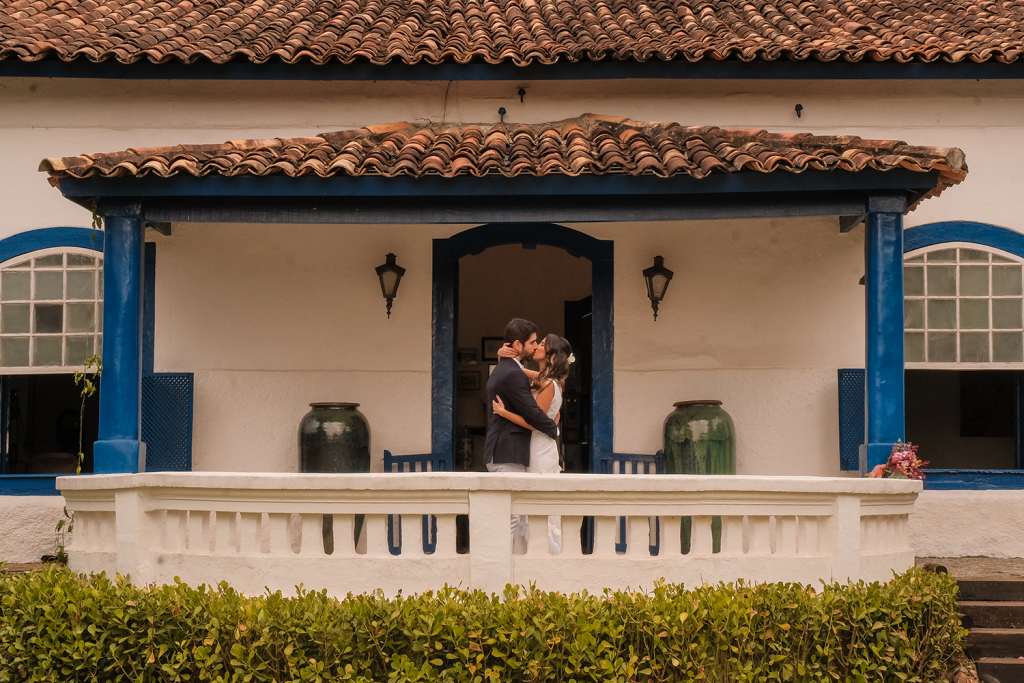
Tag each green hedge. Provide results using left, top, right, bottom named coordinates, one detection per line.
left=0, top=567, right=964, bottom=683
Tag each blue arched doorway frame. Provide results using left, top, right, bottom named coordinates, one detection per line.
left=432, top=223, right=614, bottom=470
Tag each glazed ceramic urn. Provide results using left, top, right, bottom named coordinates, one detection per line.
left=299, top=403, right=371, bottom=474
left=663, top=400, right=735, bottom=475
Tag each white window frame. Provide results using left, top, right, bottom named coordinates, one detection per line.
left=0, top=246, right=103, bottom=375
left=905, top=241, right=1024, bottom=370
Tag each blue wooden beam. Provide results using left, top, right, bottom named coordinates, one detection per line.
left=57, top=169, right=939, bottom=200
left=3, top=58, right=1024, bottom=81
left=863, top=197, right=907, bottom=471
left=924, top=470, right=1024, bottom=490
left=94, top=201, right=147, bottom=473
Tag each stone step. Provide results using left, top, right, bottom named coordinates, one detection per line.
left=967, top=629, right=1024, bottom=659
left=976, top=657, right=1024, bottom=683
left=962, top=602, right=1024, bottom=629
left=959, top=578, right=1024, bottom=603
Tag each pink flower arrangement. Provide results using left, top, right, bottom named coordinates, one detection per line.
left=868, top=441, right=929, bottom=480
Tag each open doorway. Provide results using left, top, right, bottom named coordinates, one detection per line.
left=455, top=244, right=592, bottom=472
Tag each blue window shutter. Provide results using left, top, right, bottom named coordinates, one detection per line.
left=142, top=373, right=194, bottom=471
left=838, top=369, right=865, bottom=471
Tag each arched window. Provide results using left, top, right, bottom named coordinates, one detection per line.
left=904, top=244, right=1024, bottom=366
left=0, top=248, right=103, bottom=370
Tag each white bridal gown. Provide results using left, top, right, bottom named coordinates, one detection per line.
left=526, top=381, right=563, bottom=554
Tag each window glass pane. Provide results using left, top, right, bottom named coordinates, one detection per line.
left=905, top=332, right=925, bottom=362
left=928, top=332, right=957, bottom=362
left=927, top=249, right=956, bottom=262
left=32, top=337, right=62, bottom=366
left=961, top=332, right=990, bottom=362
left=98, top=273, right=103, bottom=299
left=0, top=337, right=28, bottom=367
left=66, top=254, right=95, bottom=267
left=993, top=266, right=1023, bottom=296
left=927, top=266, right=956, bottom=296
left=65, top=336, right=94, bottom=366
left=1, top=271, right=30, bottom=301
left=993, top=333, right=1024, bottom=362
left=904, top=267, right=924, bottom=296
left=992, top=299, right=1023, bottom=330
left=1, top=304, right=29, bottom=334
left=960, top=299, right=989, bottom=329
left=66, top=303, right=95, bottom=333
left=927, top=299, right=956, bottom=329
left=34, top=271, right=63, bottom=300
left=66, top=271, right=95, bottom=300
left=960, top=266, right=990, bottom=296
left=97, top=302, right=103, bottom=329
left=992, top=254, right=1016, bottom=263
left=960, top=249, right=989, bottom=262
left=905, top=299, right=925, bottom=329
left=33, top=254, right=63, bottom=268
left=96, top=335, right=102, bottom=358
left=7, top=261, right=29, bottom=269
left=33, top=304, right=62, bottom=334
left=905, top=255, right=925, bottom=263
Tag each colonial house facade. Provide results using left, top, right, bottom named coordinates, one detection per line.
left=0, top=0, right=1022, bottom=580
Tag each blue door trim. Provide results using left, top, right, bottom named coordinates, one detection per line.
left=904, top=221, right=1024, bottom=490
left=432, top=223, right=613, bottom=469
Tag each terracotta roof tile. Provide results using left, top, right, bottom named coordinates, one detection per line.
left=2, top=0, right=1022, bottom=66
left=39, top=114, right=966, bottom=207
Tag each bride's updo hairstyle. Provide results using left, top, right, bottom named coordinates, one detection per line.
left=533, top=334, right=573, bottom=392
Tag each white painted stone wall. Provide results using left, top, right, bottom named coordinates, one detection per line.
left=0, top=76, right=1022, bottom=560
left=910, top=490, right=1024, bottom=558
left=0, top=496, right=68, bottom=563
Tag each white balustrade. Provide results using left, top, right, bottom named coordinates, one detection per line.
left=58, top=472, right=921, bottom=596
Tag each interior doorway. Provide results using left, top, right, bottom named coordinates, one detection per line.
left=455, top=244, right=592, bottom=471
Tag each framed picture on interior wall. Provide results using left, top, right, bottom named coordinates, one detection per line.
left=488, top=363, right=498, bottom=376
left=482, top=337, right=504, bottom=361
left=457, top=370, right=481, bottom=392
left=457, top=348, right=479, bottom=365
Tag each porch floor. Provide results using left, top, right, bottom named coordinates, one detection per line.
left=917, top=556, right=1024, bottom=578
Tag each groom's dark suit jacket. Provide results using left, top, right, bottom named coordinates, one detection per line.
left=484, top=357, right=560, bottom=467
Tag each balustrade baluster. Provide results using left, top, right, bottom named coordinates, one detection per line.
left=893, top=514, right=908, bottom=550
left=332, top=515, right=355, bottom=556
left=526, top=516, right=549, bottom=556
left=861, top=516, right=878, bottom=554
left=267, top=513, right=292, bottom=555
left=777, top=516, right=798, bottom=555
left=797, top=516, right=819, bottom=555
left=593, top=516, right=617, bottom=557
left=214, top=511, right=235, bottom=554
left=561, top=516, right=584, bottom=557
left=626, top=517, right=649, bottom=556
left=660, top=516, right=682, bottom=556
left=690, top=515, right=714, bottom=555
left=749, top=516, right=771, bottom=555
left=433, top=514, right=456, bottom=557
left=365, top=515, right=389, bottom=557
left=299, top=513, right=323, bottom=556
left=238, top=513, right=260, bottom=554
left=720, top=516, right=744, bottom=555
left=401, top=514, right=427, bottom=556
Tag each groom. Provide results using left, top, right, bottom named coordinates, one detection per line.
left=484, top=318, right=559, bottom=472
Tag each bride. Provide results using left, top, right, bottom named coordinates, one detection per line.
left=493, top=334, right=574, bottom=553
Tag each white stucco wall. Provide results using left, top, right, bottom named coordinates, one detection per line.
left=911, top=490, right=1024, bottom=558
left=1, top=76, right=1023, bottom=559
left=0, top=496, right=68, bottom=563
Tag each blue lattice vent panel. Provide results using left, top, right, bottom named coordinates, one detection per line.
left=837, top=369, right=865, bottom=472
left=142, top=372, right=194, bottom=471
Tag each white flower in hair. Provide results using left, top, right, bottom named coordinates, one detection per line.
left=568, top=353, right=576, bottom=364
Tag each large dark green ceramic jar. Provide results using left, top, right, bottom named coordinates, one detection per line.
left=663, top=400, right=735, bottom=475
left=299, top=403, right=371, bottom=474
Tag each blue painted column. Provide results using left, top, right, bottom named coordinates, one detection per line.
left=95, top=202, right=147, bottom=473
left=864, top=196, right=907, bottom=471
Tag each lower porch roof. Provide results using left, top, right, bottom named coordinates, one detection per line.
left=38, top=114, right=967, bottom=224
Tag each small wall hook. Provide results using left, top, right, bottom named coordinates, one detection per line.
left=795, top=103, right=804, bottom=118
left=518, top=88, right=526, bottom=103
left=498, top=107, right=507, bottom=122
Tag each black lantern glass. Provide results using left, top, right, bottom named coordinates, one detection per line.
left=643, top=255, right=674, bottom=321
left=375, top=253, right=406, bottom=318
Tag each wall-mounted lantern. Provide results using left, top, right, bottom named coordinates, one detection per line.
left=643, top=255, right=674, bottom=321
left=375, top=253, right=406, bottom=319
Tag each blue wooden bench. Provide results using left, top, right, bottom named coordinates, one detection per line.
left=383, top=450, right=452, bottom=555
